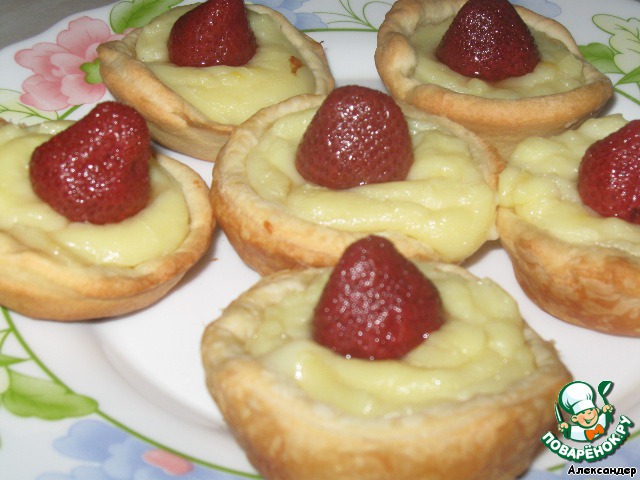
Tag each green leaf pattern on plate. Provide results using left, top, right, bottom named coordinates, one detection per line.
left=110, top=0, right=183, bottom=33
left=0, top=89, right=60, bottom=124
left=313, top=0, right=390, bottom=31
left=0, top=309, right=99, bottom=422
left=3, top=370, right=98, bottom=420
left=580, top=14, right=640, bottom=106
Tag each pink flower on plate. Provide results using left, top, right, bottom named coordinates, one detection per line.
left=143, top=449, right=195, bottom=476
left=15, top=16, right=123, bottom=111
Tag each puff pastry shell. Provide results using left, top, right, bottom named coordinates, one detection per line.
left=0, top=144, right=214, bottom=322
left=211, top=93, right=502, bottom=275
left=97, top=4, right=334, bottom=162
left=374, top=0, right=613, bottom=160
left=498, top=209, right=640, bottom=336
left=201, top=263, right=572, bottom=480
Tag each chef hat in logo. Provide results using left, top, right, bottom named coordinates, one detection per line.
left=559, top=381, right=596, bottom=415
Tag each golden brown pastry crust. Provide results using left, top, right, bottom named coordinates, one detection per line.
left=498, top=208, right=640, bottom=336
left=97, top=4, right=334, bottom=162
left=201, top=264, right=572, bottom=480
left=211, top=93, right=503, bottom=275
left=374, top=0, right=613, bottom=160
left=0, top=153, right=214, bottom=322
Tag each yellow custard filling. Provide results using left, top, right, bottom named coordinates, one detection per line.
left=245, top=263, right=536, bottom=417
left=410, top=18, right=586, bottom=99
left=135, top=5, right=317, bottom=125
left=499, top=115, right=640, bottom=255
left=246, top=108, right=498, bottom=262
left=0, top=122, right=190, bottom=267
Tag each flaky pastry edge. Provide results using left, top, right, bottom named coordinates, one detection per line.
left=211, top=93, right=503, bottom=275
left=498, top=208, right=640, bottom=336
left=374, top=0, right=613, bottom=160
left=201, top=263, right=572, bottom=480
left=0, top=150, right=215, bottom=322
left=97, top=4, right=335, bottom=162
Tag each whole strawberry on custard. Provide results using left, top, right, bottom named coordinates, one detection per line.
left=30, top=101, right=151, bottom=225
left=436, top=0, right=540, bottom=82
left=578, top=120, right=640, bottom=224
left=168, top=0, right=257, bottom=67
left=312, top=235, right=444, bottom=360
left=295, top=85, right=414, bottom=190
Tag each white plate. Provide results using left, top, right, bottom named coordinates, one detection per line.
left=1, top=1, right=639, bottom=479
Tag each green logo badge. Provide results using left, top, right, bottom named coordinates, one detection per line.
left=541, top=380, right=634, bottom=462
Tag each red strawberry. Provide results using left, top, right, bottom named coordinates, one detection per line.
left=168, top=0, right=257, bottom=67
left=436, top=0, right=540, bottom=82
left=30, top=101, right=151, bottom=225
left=578, top=120, right=640, bottom=224
left=295, top=85, right=414, bottom=190
left=312, top=235, right=444, bottom=360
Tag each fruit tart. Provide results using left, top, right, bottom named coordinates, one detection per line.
left=201, top=236, right=571, bottom=480
left=374, top=0, right=613, bottom=160
left=211, top=85, right=502, bottom=275
left=0, top=102, right=214, bottom=321
left=498, top=115, right=640, bottom=336
left=97, top=0, right=334, bottom=162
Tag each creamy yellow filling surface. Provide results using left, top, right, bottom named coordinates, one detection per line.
left=245, top=263, right=535, bottom=417
left=410, top=18, right=586, bottom=99
left=499, top=115, right=640, bottom=255
left=0, top=122, right=190, bottom=267
left=136, top=5, right=317, bottom=124
left=246, top=108, right=498, bottom=262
